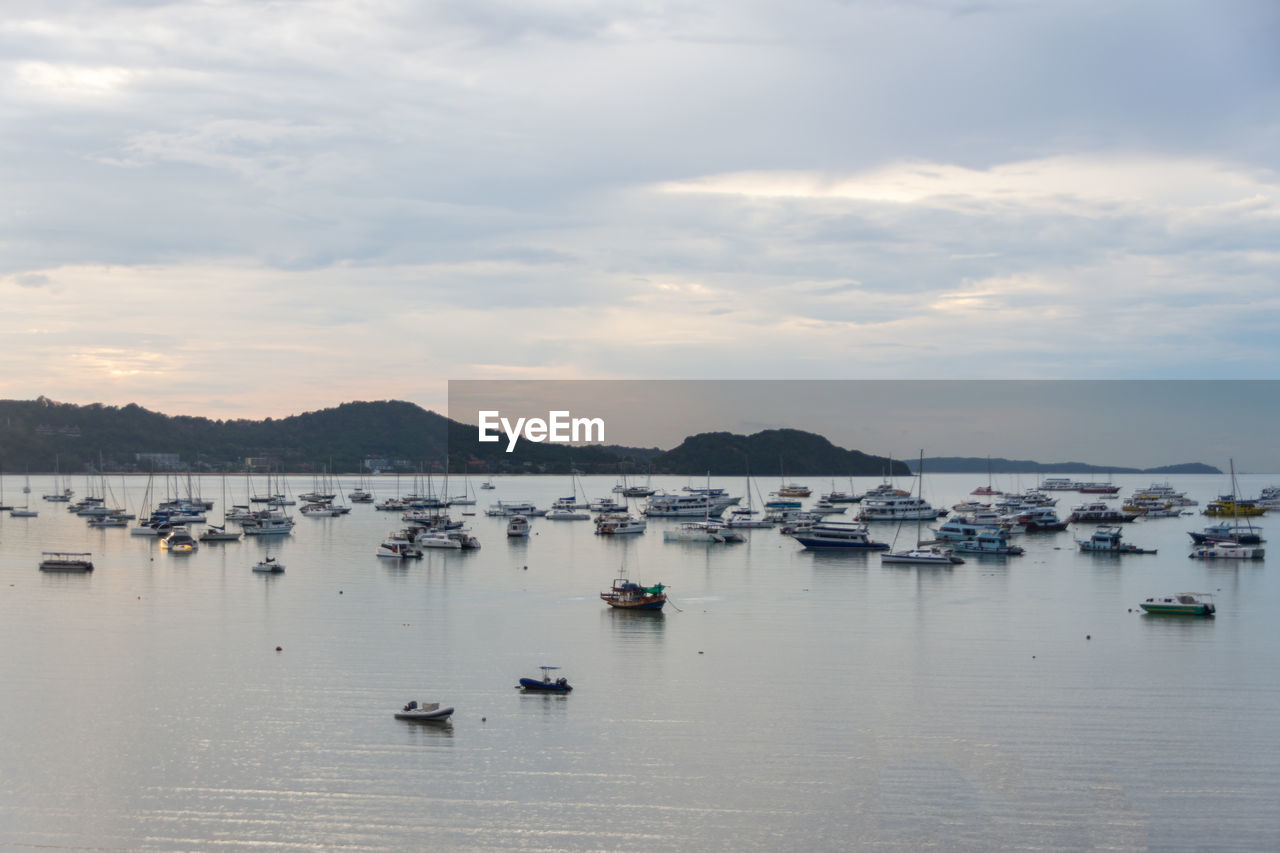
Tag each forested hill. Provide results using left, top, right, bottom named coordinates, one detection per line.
left=654, top=430, right=910, bottom=477
left=0, top=397, right=451, bottom=473
left=0, top=398, right=1218, bottom=476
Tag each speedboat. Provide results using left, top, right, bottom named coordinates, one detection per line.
left=252, top=556, right=285, bottom=573
left=600, top=577, right=667, bottom=610
left=518, top=666, right=573, bottom=692
left=394, top=700, right=454, bottom=721
left=1140, top=593, right=1216, bottom=616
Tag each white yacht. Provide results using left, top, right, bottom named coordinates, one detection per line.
left=791, top=521, right=887, bottom=551
left=857, top=494, right=942, bottom=522
left=241, top=514, right=296, bottom=536
left=376, top=534, right=423, bottom=558
left=594, top=514, right=646, bottom=535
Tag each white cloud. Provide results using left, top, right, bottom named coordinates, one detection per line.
left=0, top=0, right=1277, bottom=436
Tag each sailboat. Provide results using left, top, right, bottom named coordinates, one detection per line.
left=881, top=452, right=963, bottom=565
left=201, top=474, right=242, bottom=541
left=1189, top=460, right=1265, bottom=560
left=726, top=463, right=774, bottom=528
left=43, top=455, right=72, bottom=501
left=0, top=469, right=11, bottom=511
left=546, top=470, right=590, bottom=520
left=8, top=469, right=38, bottom=516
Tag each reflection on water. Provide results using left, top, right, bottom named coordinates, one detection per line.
left=1, top=472, right=1278, bottom=850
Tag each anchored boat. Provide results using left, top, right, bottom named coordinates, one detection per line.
left=394, top=700, right=454, bottom=721
left=600, top=577, right=667, bottom=611
left=39, top=552, right=94, bottom=572
left=518, top=666, right=573, bottom=692
left=1140, top=593, right=1216, bottom=616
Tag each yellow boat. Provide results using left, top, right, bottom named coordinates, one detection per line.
left=1203, top=499, right=1266, bottom=518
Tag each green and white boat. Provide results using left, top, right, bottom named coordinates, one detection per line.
left=1139, top=593, right=1216, bottom=616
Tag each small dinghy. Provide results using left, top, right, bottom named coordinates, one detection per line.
left=518, top=665, right=573, bottom=692
left=394, top=700, right=454, bottom=721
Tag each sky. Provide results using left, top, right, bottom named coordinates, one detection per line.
left=2, top=1, right=1279, bottom=456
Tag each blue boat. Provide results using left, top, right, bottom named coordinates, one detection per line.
left=518, top=666, right=573, bottom=692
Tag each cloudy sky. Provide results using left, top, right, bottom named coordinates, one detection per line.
left=3, top=1, right=1278, bottom=442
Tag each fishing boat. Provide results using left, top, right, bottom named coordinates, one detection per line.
left=1139, top=593, right=1216, bottom=616
left=791, top=521, right=888, bottom=551
left=39, top=552, right=94, bottom=572
left=1075, top=526, right=1156, bottom=554
left=600, top=576, right=667, bottom=610
left=506, top=514, right=531, bottom=537
left=518, top=666, right=573, bottom=692
left=394, top=700, right=454, bottom=721
left=252, top=556, right=285, bottom=573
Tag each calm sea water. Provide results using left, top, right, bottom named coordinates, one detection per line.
left=1, top=472, right=1278, bottom=851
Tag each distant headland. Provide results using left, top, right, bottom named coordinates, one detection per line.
left=0, top=397, right=1221, bottom=476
